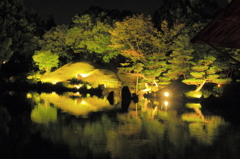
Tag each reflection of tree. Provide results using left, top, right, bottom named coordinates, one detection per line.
left=39, top=92, right=113, bottom=117
left=29, top=93, right=232, bottom=159
left=31, top=103, right=57, bottom=124
left=182, top=103, right=228, bottom=145
left=188, top=116, right=227, bottom=145
left=182, top=103, right=204, bottom=122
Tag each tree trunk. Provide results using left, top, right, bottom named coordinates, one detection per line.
left=194, top=79, right=206, bottom=92
left=135, top=75, right=138, bottom=93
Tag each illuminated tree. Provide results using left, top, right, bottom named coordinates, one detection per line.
left=109, top=15, right=173, bottom=88
left=110, top=14, right=158, bottom=62
left=33, top=50, right=59, bottom=73
left=182, top=55, right=231, bottom=92
left=66, top=13, right=118, bottom=63
left=163, top=32, right=194, bottom=81
left=38, top=25, right=73, bottom=65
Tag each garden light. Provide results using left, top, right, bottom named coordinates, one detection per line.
left=164, top=92, right=169, bottom=97
left=164, top=101, right=168, bottom=106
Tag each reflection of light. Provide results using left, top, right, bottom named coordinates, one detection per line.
left=164, top=92, right=169, bottom=97
left=164, top=101, right=168, bottom=106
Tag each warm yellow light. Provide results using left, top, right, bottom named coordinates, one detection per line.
left=164, top=101, right=168, bottom=106
left=142, top=88, right=151, bottom=92
left=164, top=92, right=169, bottom=97
left=26, top=93, right=32, bottom=98
left=185, top=91, right=202, bottom=98
left=52, top=81, right=58, bottom=84
left=75, top=84, right=83, bottom=89
left=217, top=84, right=221, bottom=87
left=80, top=100, right=87, bottom=105
left=76, top=73, right=91, bottom=78
left=196, top=94, right=202, bottom=98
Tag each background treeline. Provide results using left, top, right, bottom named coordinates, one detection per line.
left=1, top=0, right=239, bottom=91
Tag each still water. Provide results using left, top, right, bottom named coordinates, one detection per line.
left=1, top=91, right=240, bottom=159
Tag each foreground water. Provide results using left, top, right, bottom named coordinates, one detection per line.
left=0, top=91, right=240, bottom=159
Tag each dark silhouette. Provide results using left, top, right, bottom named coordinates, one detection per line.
left=121, top=86, right=131, bottom=111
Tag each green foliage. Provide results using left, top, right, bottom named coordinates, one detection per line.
left=201, top=89, right=212, bottom=98
left=163, top=27, right=194, bottom=81
left=0, top=0, right=40, bottom=68
left=110, top=15, right=182, bottom=87
left=212, top=85, right=224, bottom=96
left=185, top=90, right=202, bottom=98
left=39, top=25, right=71, bottom=59
left=66, top=14, right=117, bottom=62
left=181, top=113, right=203, bottom=122
left=110, top=14, right=163, bottom=62
left=31, top=103, right=57, bottom=125
left=26, top=70, right=41, bottom=84
left=182, top=55, right=231, bottom=91
left=33, top=50, right=59, bottom=72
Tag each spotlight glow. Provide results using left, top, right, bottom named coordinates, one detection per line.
left=164, top=92, right=169, bottom=97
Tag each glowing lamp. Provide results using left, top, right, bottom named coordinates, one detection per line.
left=164, top=92, right=169, bottom=97
left=164, top=101, right=168, bottom=106
left=52, top=81, right=58, bottom=84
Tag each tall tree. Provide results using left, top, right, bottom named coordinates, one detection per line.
left=110, top=15, right=183, bottom=88
left=66, top=13, right=118, bottom=64
left=0, top=0, right=40, bottom=72
left=38, top=24, right=73, bottom=66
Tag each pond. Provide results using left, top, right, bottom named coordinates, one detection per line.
left=0, top=91, right=240, bottom=159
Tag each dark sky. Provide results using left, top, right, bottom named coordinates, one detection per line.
left=23, top=0, right=229, bottom=25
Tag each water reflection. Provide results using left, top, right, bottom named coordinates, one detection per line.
left=183, top=103, right=229, bottom=145
left=31, top=103, right=57, bottom=124
left=1, top=92, right=240, bottom=159
left=30, top=92, right=119, bottom=118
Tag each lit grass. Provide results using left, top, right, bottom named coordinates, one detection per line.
left=40, top=61, right=136, bottom=88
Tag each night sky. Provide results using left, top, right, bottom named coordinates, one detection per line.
left=23, top=0, right=229, bottom=25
